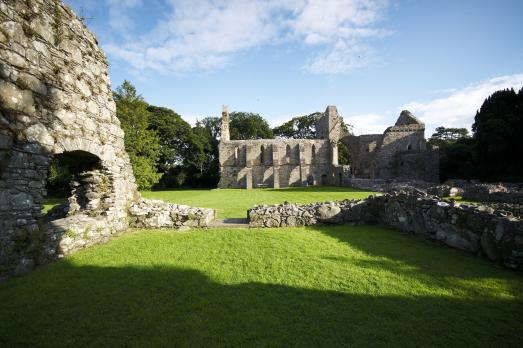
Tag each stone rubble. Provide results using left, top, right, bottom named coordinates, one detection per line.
left=128, top=199, right=215, bottom=229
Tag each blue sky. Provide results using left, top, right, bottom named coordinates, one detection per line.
left=64, top=0, right=523, bottom=135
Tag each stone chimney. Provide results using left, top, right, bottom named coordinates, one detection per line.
left=221, top=105, right=230, bottom=141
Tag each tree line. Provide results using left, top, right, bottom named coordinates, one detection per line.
left=428, top=87, right=523, bottom=182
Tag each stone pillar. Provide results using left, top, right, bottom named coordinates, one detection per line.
left=273, top=166, right=280, bottom=188
left=298, top=143, right=307, bottom=186
left=221, top=106, right=230, bottom=142
left=246, top=168, right=253, bottom=189
left=331, top=140, right=338, bottom=166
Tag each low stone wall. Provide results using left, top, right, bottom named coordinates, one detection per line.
left=128, top=199, right=215, bottom=229
left=347, top=178, right=436, bottom=192
left=462, top=183, right=523, bottom=204
left=248, top=190, right=523, bottom=271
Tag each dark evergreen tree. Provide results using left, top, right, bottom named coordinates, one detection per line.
left=472, top=87, right=523, bottom=181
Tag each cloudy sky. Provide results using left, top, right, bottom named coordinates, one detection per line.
left=64, top=0, right=523, bottom=135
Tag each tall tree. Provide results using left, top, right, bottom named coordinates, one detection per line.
left=184, top=121, right=219, bottom=187
left=113, top=81, right=162, bottom=190
left=147, top=105, right=193, bottom=170
left=472, top=87, right=523, bottom=181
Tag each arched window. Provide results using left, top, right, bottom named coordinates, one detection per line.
left=286, top=144, right=291, bottom=162
left=311, top=144, right=316, bottom=164
left=260, top=145, right=265, bottom=165
left=234, top=147, right=239, bottom=164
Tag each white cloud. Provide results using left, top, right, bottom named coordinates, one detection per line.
left=105, top=0, right=390, bottom=75
left=345, top=73, right=523, bottom=136
left=346, top=113, right=390, bottom=135
left=403, top=73, right=523, bottom=135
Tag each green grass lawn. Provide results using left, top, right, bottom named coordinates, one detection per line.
left=42, top=197, right=68, bottom=214
left=1, top=225, right=522, bottom=347
left=142, top=186, right=375, bottom=219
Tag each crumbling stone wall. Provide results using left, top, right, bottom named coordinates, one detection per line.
left=248, top=190, right=523, bottom=271
left=341, top=110, right=439, bottom=182
left=218, top=106, right=343, bottom=188
left=219, top=107, right=438, bottom=189
left=0, top=0, right=213, bottom=279
left=0, top=0, right=139, bottom=276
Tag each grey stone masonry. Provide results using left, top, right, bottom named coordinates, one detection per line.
left=341, top=110, right=439, bottom=182
left=218, top=106, right=438, bottom=189
left=248, top=190, right=523, bottom=271
left=218, top=106, right=343, bottom=188
left=0, top=0, right=214, bottom=279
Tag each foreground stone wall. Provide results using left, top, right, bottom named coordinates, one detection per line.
left=0, top=0, right=214, bottom=279
left=0, top=0, right=141, bottom=276
left=129, top=199, right=215, bottom=229
left=248, top=190, right=523, bottom=271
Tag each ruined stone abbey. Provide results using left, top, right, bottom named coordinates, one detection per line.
left=218, top=106, right=439, bottom=189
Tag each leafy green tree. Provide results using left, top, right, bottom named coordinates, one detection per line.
left=147, top=105, right=193, bottom=170
left=184, top=121, right=219, bottom=187
left=273, top=112, right=321, bottom=139
left=428, top=126, right=470, bottom=147
left=113, top=81, right=162, bottom=190
left=229, top=112, right=273, bottom=140
left=200, top=116, right=222, bottom=140
left=472, top=87, right=523, bottom=181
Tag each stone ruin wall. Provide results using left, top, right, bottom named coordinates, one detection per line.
left=218, top=106, right=344, bottom=189
left=219, top=138, right=335, bottom=188
left=0, top=0, right=214, bottom=278
left=248, top=190, right=523, bottom=271
left=341, top=111, right=439, bottom=183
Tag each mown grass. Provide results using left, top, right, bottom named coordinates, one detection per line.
left=142, top=186, right=375, bottom=219
left=42, top=197, right=67, bottom=214
left=1, top=225, right=521, bottom=347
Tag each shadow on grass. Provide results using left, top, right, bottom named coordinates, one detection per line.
left=1, top=260, right=522, bottom=347
left=314, top=225, right=523, bottom=292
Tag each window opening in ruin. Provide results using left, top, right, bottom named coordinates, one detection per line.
left=44, top=150, right=110, bottom=221
left=260, top=145, right=265, bottom=165
left=307, top=174, right=314, bottom=186
left=338, top=141, right=350, bottom=165
left=234, top=147, right=239, bottom=165
left=321, top=174, right=328, bottom=185
left=407, top=144, right=412, bottom=150
left=0, top=133, right=13, bottom=177
left=311, top=144, right=316, bottom=163
left=286, top=144, right=291, bottom=162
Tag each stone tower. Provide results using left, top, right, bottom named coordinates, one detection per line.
left=221, top=105, right=230, bottom=141
left=316, top=106, right=341, bottom=165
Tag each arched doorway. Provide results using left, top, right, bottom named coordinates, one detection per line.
left=44, top=150, right=111, bottom=220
